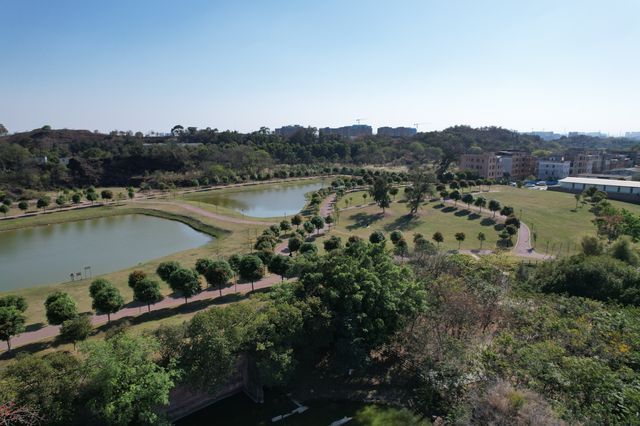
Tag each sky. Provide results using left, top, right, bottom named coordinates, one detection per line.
left=1, top=0, right=639, bottom=135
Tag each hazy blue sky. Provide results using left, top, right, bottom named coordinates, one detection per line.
left=1, top=0, right=638, bottom=134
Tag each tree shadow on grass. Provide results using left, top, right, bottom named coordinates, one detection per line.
left=494, top=223, right=505, bottom=231
left=0, top=340, right=56, bottom=361
left=481, top=218, right=496, bottom=226
left=346, top=212, right=385, bottom=230
left=441, top=206, right=457, bottom=213
left=432, top=203, right=444, bottom=209
left=383, top=214, right=421, bottom=232
left=454, top=209, right=471, bottom=217
left=24, top=322, right=46, bottom=332
left=468, top=213, right=481, bottom=220
left=96, top=293, right=252, bottom=333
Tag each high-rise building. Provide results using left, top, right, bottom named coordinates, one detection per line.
left=523, top=131, right=563, bottom=141
left=459, top=153, right=503, bottom=179
left=626, top=132, right=640, bottom=140
left=377, top=126, right=417, bottom=137
left=274, top=125, right=306, bottom=138
left=319, top=124, right=372, bottom=139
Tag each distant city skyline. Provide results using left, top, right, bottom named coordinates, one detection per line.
left=1, top=0, right=639, bottom=135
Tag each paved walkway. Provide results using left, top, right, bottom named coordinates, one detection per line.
left=2, top=194, right=336, bottom=353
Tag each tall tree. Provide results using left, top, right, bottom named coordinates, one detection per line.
left=80, top=333, right=175, bottom=425
left=370, top=177, right=392, bottom=213
left=488, top=200, right=501, bottom=218
left=406, top=170, right=436, bottom=215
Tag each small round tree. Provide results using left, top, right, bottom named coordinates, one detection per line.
left=291, top=214, right=303, bottom=230
left=268, top=255, right=293, bottom=281
left=45, top=292, right=78, bottom=325
left=0, top=205, right=8, bottom=216
left=299, top=242, right=318, bottom=255
left=18, top=201, right=29, bottom=213
left=394, top=238, right=409, bottom=259
left=60, top=315, right=92, bottom=350
left=204, top=260, right=234, bottom=297
left=310, top=215, right=325, bottom=234
left=195, top=258, right=215, bottom=276
left=432, top=231, right=444, bottom=247
left=89, top=278, right=111, bottom=298
left=100, top=190, right=113, bottom=202
left=156, top=261, right=181, bottom=282
left=324, top=215, right=334, bottom=230
left=369, top=231, right=386, bottom=244
left=127, top=270, right=147, bottom=289
left=323, top=235, right=342, bottom=252
left=280, top=219, right=291, bottom=233
left=288, top=236, right=303, bottom=256
left=71, top=193, right=82, bottom=204
left=239, top=255, right=264, bottom=291
left=0, top=306, right=26, bottom=352
left=455, top=232, right=466, bottom=249
left=168, top=268, right=202, bottom=303
left=390, top=230, right=404, bottom=245
left=303, top=221, right=315, bottom=236
left=36, top=196, right=50, bottom=211
left=133, top=278, right=164, bottom=312
left=91, top=284, right=124, bottom=323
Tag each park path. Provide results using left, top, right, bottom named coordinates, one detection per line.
left=145, top=200, right=276, bottom=226
left=2, top=194, right=337, bottom=353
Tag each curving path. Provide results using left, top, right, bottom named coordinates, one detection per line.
left=1, top=194, right=337, bottom=353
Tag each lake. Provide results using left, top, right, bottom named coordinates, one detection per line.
left=0, top=214, right=211, bottom=291
left=188, top=181, right=325, bottom=218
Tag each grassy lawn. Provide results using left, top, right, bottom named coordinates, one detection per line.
left=327, top=193, right=499, bottom=252
left=476, top=186, right=640, bottom=255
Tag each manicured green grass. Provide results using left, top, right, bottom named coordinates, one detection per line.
left=474, top=186, right=640, bottom=255
left=329, top=195, right=499, bottom=252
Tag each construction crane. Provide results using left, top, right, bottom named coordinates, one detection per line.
left=355, top=118, right=367, bottom=125
left=413, top=122, right=431, bottom=131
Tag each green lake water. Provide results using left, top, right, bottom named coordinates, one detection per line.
left=0, top=214, right=211, bottom=292
left=188, top=181, right=325, bottom=218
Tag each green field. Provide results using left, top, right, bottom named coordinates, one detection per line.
left=328, top=191, right=499, bottom=252
left=479, top=186, right=640, bottom=255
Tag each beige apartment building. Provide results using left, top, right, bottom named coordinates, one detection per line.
left=459, top=153, right=503, bottom=179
